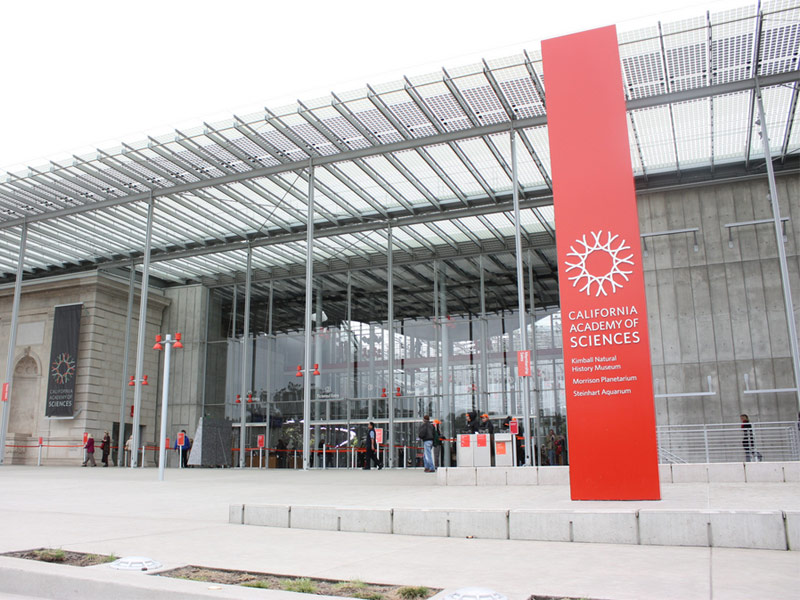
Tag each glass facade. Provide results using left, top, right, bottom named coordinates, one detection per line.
left=203, top=266, right=568, bottom=468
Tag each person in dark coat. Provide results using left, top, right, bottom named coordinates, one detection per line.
left=466, top=410, right=480, bottom=434
left=100, top=431, right=111, bottom=467
left=363, top=422, right=383, bottom=470
left=479, top=413, right=494, bottom=434
left=741, top=414, right=755, bottom=461
left=418, top=415, right=436, bottom=472
left=174, top=430, right=191, bottom=467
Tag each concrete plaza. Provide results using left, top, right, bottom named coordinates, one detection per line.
left=0, top=465, right=798, bottom=600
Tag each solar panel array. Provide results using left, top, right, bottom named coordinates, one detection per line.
left=0, top=1, right=796, bottom=322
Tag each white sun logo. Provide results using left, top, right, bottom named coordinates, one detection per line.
left=564, top=230, right=634, bottom=296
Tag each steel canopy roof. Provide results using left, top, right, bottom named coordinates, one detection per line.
left=0, top=1, right=797, bottom=324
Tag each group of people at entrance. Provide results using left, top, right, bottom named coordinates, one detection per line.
left=82, top=430, right=191, bottom=467
left=82, top=431, right=111, bottom=467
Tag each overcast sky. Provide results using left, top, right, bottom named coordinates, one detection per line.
left=0, top=0, right=748, bottom=175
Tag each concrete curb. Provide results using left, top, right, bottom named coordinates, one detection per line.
left=436, top=462, right=800, bottom=485
left=234, top=503, right=798, bottom=551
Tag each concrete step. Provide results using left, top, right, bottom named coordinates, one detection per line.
left=231, top=502, right=800, bottom=552
left=435, top=462, right=800, bottom=486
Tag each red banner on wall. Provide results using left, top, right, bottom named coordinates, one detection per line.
left=517, top=350, right=531, bottom=377
left=542, top=26, right=660, bottom=500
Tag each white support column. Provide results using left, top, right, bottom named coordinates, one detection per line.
left=265, top=280, right=274, bottom=454
left=0, top=222, right=27, bottom=466
left=387, top=223, right=395, bottom=467
left=527, top=250, right=540, bottom=466
left=479, top=255, right=489, bottom=415
left=118, top=265, right=136, bottom=466
left=440, top=265, right=453, bottom=457
left=239, top=245, right=252, bottom=468
left=302, top=164, right=315, bottom=470
left=131, top=195, right=155, bottom=467
left=314, top=283, right=323, bottom=467
left=511, top=128, right=533, bottom=466
left=157, top=335, right=174, bottom=481
left=756, top=85, right=800, bottom=412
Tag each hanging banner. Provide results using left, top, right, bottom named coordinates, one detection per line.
left=542, top=26, right=660, bottom=500
left=517, top=350, right=531, bottom=377
left=45, top=304, right=83, bottom=417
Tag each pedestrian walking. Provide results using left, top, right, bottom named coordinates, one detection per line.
left=362, top=422, right=383, bottom=470
left=82, top=433, right=96, bottom=467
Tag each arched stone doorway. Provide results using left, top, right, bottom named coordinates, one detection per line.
left=9, top=352, right=42, bottom=436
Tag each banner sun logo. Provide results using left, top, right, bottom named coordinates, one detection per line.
left=565, top=231, right=634, bottom=296
left=50, top=352, right=76, bottom=384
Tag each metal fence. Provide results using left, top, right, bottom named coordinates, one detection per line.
left=657, top=421, right=800, bottom=464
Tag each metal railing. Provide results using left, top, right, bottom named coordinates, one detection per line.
left=657, top=421, right=800, bottom=464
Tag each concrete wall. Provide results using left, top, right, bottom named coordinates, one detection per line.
left=204, top=290, right=227, bottom=413
left=0, top=273, right=170, bottom=464
left=639, top=175, right=800, bottom=426
left=161, top=285, right=208, bottom=440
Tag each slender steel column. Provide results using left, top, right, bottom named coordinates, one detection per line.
left=0, top=223, right=27, bottom=466
left=239, top=245, right=252, bottom=468
left=346, top=271, right=353, bottom=467
left=131, top=196, right=155, bottom=467
left=157, top=334, right=176, bottom=481
left=117, top=265, right=136, bottom=466
left=265, top=280, right=274, bottom=454
left=302, top=164, right=315, bottom=469
left=433, top=262, right=442, bottom=462
left=268, top=280, right=274, bottom=336
left=314, top=284, right=323, bottom=466
left=231, top=286, right=237, bottom=338
left=368, top=322, right=375, bottom=421
left=387, top=223, right=395, bottom=467
left=526, top=250, right=540, bottom=466
left=440, top=265, right=453, bottom=461
left=756, top=85, right=800, bottom=411
left=479, top=255, right=489, bottom=415
left=511, top=129, right=533, bottom=466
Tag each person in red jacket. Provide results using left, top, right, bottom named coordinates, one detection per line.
left=82, top=434, right=96, bottom=467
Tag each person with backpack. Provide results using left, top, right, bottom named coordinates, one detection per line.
left=418, top=415, right=436, bottom=473
left=363, top=422, right=383, bottom=470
